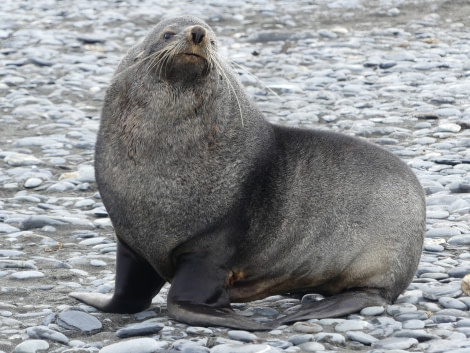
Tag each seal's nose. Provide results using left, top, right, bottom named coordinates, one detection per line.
left=190, top=26, right=206, bottom=45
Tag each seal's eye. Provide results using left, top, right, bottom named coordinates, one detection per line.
left=163, top=32, right=175, bottom=40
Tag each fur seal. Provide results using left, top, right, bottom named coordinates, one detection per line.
left=70, top=15, right=426, bottom=331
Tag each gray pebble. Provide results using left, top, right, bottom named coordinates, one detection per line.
left=228, top=330, right=259, bottom=343
left=115, top=318, right=164, bottom=338
left=393, top=329, right=437, bottom=342
left=57, top=310, right=102, bottom=334
left=99, top=337, right=160, bottom=353
left=13, top=340, right=49, bottom=353
left=314, top=332, right=345, bottom=345
left=394, top=311, right=429, bottom=322
left=421, top=281, right=463, bottom=300
left=287, top=334, right=314, bottom=345
left=424, top=244, right=445, bottom=252
left=448, top=235, right=470, bottom=246
left=187, top=327, right=214, bottom=335
left=360, top=306, right=385, bottom=316
left=0, top=249, right=23, bottom=257
left=297, top=341, right=325, bottom=352
left=292, top=321, right=323, bottom=333
left=439, top=297, right=468, bottom=310
left=211, top=344, right=281, bottom=353
left=24, top=178, right=43, bottom=188
left=371, top=337, right=418, bottom=350
left=0, top=223, right=21, bottom=234
left=448, top=267, right=470, bottom=278
left=426, top=227, right=461, bottom=238
left=10, top=271, right=45, bottom=280
left=345, top=331, right=378, bottom=345
left=265, top=339, right=292, bottom=350
left=4, top=153, right=43, bottom=167
left=26, top=325, right=68, bottom=344
left=402, top=319, right=425, bottom=329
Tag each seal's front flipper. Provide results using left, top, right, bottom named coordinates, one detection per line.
left=70, top=237, right=165, bottom=313
left=167, top=252, right=272, bottom=331
left=276, top=289, right=387, bottom=325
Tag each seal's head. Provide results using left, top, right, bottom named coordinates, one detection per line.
left=123, top=16, right=218, bottom=83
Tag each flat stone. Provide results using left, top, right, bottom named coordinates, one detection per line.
left=57, top=310, right=102, bottom=334
left=4, top=153, right=42, bottom=166
left=26, top=326, right=68, bottom=344
left=99, top=338, right=160, bottom=353
left=448, top=235, right=470, bottom=245
left=0, top=223, right=20, bottom=234
left=10, top=271, right=45, bottom=280
left=439, top=297, right=468, bottom=310
left=426, top=227, right=461, bottom=238
left=287, top=334, right=314, bottom=345
left=371, top=337, right=418, bottom=350
left=360, top=306, right=385, bottom=316
left=393, top=329, right=437, bottom=342
left=346, top=331, right=378, bottom=345
left=421, top=281, right=463, bottom=300
left=211, top=344, right=281, bottom=353
left=292, top=322, right=323, bottom=333
left=297, top=341, right=325, bottom=352
left=187, top=327, right=214, bottom=335
left=116, top=318, right=164, bottom=338
left=228, top=330, right=259, bottom=343
left=24, top=178, right=43, bottom=188
left=334, top=319, right=371, bottom=332
left=14, top=340, right=49, bottom=353
left=314, top=332, right=345, bottom=345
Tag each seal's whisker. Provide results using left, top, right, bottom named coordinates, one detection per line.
left=212, top=56, right=244, bottom=128
left=228, top=59, right=281, bottom=99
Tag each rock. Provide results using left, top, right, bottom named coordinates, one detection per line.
left=287, top=334, right=314, bottom=345
left=115, top=318, right=164, bottom=338
left=10, top=271, right=45, bottom=280
left=57, top=310, right=102, bottom=334
left=345, top=331, right=378, bottom=345
left=211, top=344, right=281, bottom=353
left=4, top=153, right=43, bottom=166
left=99, top=337, right=160, bottom=353
left=360, top=306, right=385, bottom=316
left=0, top=223, right=20, bottom=234
left=334, top=319, right=371, bottom=332
left=14, top=340, right=49, bottom=353
left=462, top=274, right=470, bottom=295
left=297, top=341, right=325, bottom=352
left=26, top=326, right=68, bottom=344
left=228, top=330, right=259, bottom=343
left=371, top=337, right=418, bottom=350
left=292, top=321, right=323, bottom=333
left=421, top=281, right=463, bottom=300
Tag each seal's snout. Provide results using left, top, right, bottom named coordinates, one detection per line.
left=190, top=25, right=206, bottom=45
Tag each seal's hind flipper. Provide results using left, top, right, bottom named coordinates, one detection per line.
left=71, top=237, right=165, bottom=313
left=167, top=252, right=273, bottom=331
left=275, top=289, right=387, bottom=325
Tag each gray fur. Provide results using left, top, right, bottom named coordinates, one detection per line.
left=85, top=15, right=425, bottom=328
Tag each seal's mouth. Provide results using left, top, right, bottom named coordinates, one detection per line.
left=181, top=52, right=207, bottom=62
left=185, top=53, right=202, bottom=58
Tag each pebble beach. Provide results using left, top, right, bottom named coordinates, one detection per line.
left=1, top=0, right=470, bottom=352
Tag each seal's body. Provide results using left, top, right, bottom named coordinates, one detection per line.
left=71, top=16, right=425, bottom=330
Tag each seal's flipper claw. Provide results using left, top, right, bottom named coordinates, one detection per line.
left=167, top=252, right=273, bottom=331
left=276, top=290, right=387, bottom=325
left=70, top=237, right=165, bottom=313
